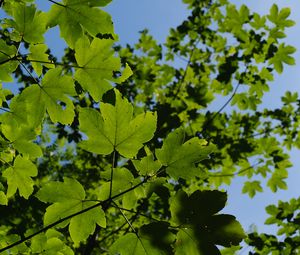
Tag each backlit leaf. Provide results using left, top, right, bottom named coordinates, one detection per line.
left=79, top=89, right=157, bottom=158
left=75, top=36, right=132, bottom=101
left=6, top=3, right=46, bottom=43
left=36, top=178, right=106, bottom=244
left=18, top=68, right=76, bottom=124
left=47, top=0, right=114, bottom=48
left=156, top=128, right=215, bottom=180
left=3, top=155, right=37, bottom=199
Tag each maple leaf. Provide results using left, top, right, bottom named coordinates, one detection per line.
left=6, top=3, right=46, bottom=43
left=156, top=128, right=216, bottom=180
left=79, top=89, right=157, bottom=158
left=3, top=155, right=37, bottom=199
left=17, top=67, right=76, bottom=125
left=36, top=178, right=106, bottom=245
left=47, top=0, right=114, bottom=48
left=74, top=36, right=132, bottom=101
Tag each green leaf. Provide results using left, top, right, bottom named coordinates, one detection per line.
left=0, top=191, right=8, bottom=205
left=139, top=222, right=175, bottom=254
left=113, top=63, right=133, bottom=83
left=79, top=89, right=157, bottom=158
left=281, top=91, right=298, bottom=104
left=7, top=84, right=45, bottom=127
left=0, top=39, right=18, bottom=82
left=19, top=68, right=76, bottom=124
left=31, top=232, right=74, bottom=255
left=206, top=214, right=246, bottom=247
left=47, top=0, right=114, bottom=48
left=132, top=154, right=162, bottom=176
left=267, top=4, right=278, bottom=23
left=29, top=44, right=54, bottom=76
left=3, top=155, right=37, bottom=199
left=7, top=3, right=46, bottom=43
left=74, top=36, right=132, bottom=101
left=242, top=181, right=263, bottom=198
left=171, top=190, right=245, bottom=253
left=156, top=128, right=215, bottom=180
left=110, top=233, right=162, bottom=255
left=1, top=117, right=42, bottom=158
left=36, top=178, right=106, bottom=244
left=267, top=171, right=288, bottom=192
left=175, top=228, right=220, bottom=255
left=170, top=190, right=227, bottom=225
left=269, top=43, right=296, bottom=73
left=250, top=13, right=266, bottom=30
left=97, top=167, right=134, bottom=201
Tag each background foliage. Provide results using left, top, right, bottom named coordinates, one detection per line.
left=0, top=0, right=298, bottom=254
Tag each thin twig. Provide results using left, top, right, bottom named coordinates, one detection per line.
left=173, top=38, right=200, bottom=98
left=209, top=161, right=261, bottom=178
left=0, top=107, right=12, bottom=113
left=109, top=150, right=116, bottom=199
left=209, top=82, right=241, bottom=123
left=110, top=205, right=160, bottom=223
left=0, top=174, right=152, bottom=253
left=201, top=65, right=249, bottom=139
left=113, top=201, right=149, bottom=255
left=47, top=0, right=66, bottom=7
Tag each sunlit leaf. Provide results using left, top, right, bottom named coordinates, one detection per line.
left=79, top=89, right=157, bottom=158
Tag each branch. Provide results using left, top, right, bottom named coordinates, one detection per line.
left=83, top=225, right=100, bottom=255
left=113, top=201, right=149, bottom=255
left=201, top=65, right=249, bottom=138
left=47, top=0, right=66, bottom=7
left=111, top=205, right=160, bottom=223
left=109, top=150, right=116, bottom=199
left=0, top=107, right=12, bottom=113
left=0, top=50, right=18, bottom=65
left=0, top=175, right=152, bottom=253
left=209, top=161, right=261, bottom=178
left=173, top=39, right=200, bottom=98
left=98, top=212, right=139, bottom=249
left=210, top=82, right=241, bottom=122
left=19, top=58, right=81, bottom=69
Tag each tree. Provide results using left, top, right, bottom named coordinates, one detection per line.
left=0, top=0, right=297, bottom=254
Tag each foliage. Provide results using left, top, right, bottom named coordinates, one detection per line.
left=247, top=198, right=300, bottom=254
left=0, top=0, right=298, bottom=254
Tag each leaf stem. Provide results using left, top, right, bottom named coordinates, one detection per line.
left=173, top=38, right=200, bottom=98
left=111, top=204, right=160, bottom=223
left=0, top=175, right=152, bottom=253
left=112, top=201, right=149, bottom=255
left=209, top=161, right=261, bottom=177
left=109, top=150, right=116, bottom=199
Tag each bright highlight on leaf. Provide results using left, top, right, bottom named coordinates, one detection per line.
left=36, top=178, right=106, bottom=244
left=79, top=89, right=157, bottom=158
left=156, top=128, right=216, bottom=179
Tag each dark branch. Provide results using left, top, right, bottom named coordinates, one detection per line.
left=0, top=175, right=152, bottom=253
left=209, top=161, right=261, bottom=177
